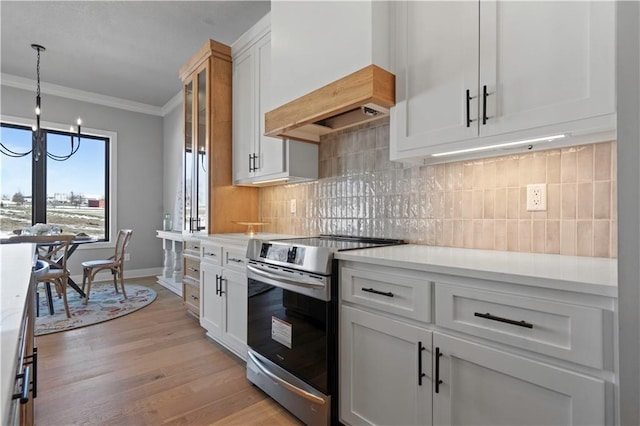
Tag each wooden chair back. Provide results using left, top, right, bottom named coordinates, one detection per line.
left=113, top=229, right=133, bottom=265
left=11, top=234, right=74, bottom=279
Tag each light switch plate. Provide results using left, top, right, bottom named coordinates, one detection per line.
left=290, top=199, right=297, bottom=215
left=526, top=184, right=547, bottom=211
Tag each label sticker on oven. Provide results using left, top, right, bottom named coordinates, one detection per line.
left=271, top=316, right=292, bottom=349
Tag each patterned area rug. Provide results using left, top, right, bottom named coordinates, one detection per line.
left=35, top=282, right=156, bottom=336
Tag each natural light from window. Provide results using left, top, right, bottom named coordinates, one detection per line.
left=1, top=123, right=110, bottom=240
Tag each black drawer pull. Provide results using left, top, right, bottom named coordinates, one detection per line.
left=474, top=312, right=533, bottom=329
left=205, top=252, right=217, bottom=257
left=13, top=366, right=30, bottom=404
left=228, top=257, right=244, bottom=264
left=187, top=267, right=199, bottom=273
left=362, top=288, right=394, bottom=298
left=418, top=341, right=426, bottom=386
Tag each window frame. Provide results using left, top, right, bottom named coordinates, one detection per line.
left=1, top=114, right=118, bottom=249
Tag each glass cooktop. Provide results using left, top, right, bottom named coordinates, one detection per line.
left=270, top=235, right=405, bottom=251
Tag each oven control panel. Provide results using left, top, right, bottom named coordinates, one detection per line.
left=247, top=239, right=333, bottom=276
left=259, top=243, right=306, bottom=266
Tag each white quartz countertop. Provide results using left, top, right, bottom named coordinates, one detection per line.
left=158, top=231, right=304, bottom=247
left=335, top=245, right=617, bottom=297
left=1, top=243, right=35, bottom=423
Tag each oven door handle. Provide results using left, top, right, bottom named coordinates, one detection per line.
left=247, top=264, right=325, bottom=289
left=247, top=351, right=327, bottom=406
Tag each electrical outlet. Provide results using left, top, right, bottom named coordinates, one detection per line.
left=124, top=253, right=131, bottom=262
left=526, top=184, right=547, bottom=211
left=290, top=199, right=297, bottom=215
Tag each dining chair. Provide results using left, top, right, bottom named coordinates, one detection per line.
left=12, top=234, right=74, bottom=318
left=81, top=229, right=133, bottom=305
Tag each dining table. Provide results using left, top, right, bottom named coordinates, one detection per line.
left=1, top=234, right=99, bottom=314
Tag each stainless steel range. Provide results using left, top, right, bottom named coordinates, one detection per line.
left=245, top=235, right=404, bottom=426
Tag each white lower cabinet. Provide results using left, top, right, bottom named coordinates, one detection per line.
left=432, top=332, right=605, bottom=426
left=201, top=262, right=223, bottom=339
left=340, top=305, right=432, bottom=426
left=339, top=260, right=614, bottom=426
left=200, top=242, right=248, bottom=360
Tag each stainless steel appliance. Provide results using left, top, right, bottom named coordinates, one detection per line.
left=245, top=235, right=404, bottom=426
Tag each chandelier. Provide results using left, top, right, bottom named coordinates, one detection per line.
left=0, top=43, right=83, bottom=161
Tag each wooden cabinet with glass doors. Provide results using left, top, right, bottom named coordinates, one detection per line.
left=179, top=40, right=257, bottom=234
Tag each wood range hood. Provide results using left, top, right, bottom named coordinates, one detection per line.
left=265, top=65, right=395, bottom=143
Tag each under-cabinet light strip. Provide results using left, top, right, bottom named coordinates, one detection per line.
left=431, top=134, right=567, bottom=157
left=251, top=178, right=289, bottom=185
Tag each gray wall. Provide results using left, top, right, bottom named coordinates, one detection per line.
left=617, top=2, right=640, bottom=424
left=1, top=85, right=164, bottom=276
left=162, top=98, right=182, bottom=230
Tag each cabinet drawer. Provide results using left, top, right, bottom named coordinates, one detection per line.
left=184, top=239, right=202, bottom=253
left=184, top=257, right=200, bottom=280
left=183, top=281, right=200, bottom=314
left=341, top=266, right=431, bottom=323
left=435, top=284, right=605, bottom=368
left=201, top=244, right=222, bottom=265
left=223, top=247, right=247, bottom=272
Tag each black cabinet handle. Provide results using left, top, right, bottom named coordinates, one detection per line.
left=25, top=348, right=37, bottom=398
left=215, top=274, right=220, bottom=296
left=13, top=366, right=30, bottom=404
left=218, top=276, right=225, bottom=296
left=249, top=153, right=258, bottom=172
left=466, top=89, right=471, bottom=127
left=474, top=312, right=533, bottom=328
left=482, top=85, right=490, bottom=125
left=418, top=341, right=426, bottom=386
left=435, top=347, right=443, bottom=394
left=362, top=287, right=394, bottom=298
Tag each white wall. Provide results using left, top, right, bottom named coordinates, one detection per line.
left=1, top=85, right=165, bottom=277
left=617, top=2, right=640, bottom=425
left=162, top=97, right=183, bottom=230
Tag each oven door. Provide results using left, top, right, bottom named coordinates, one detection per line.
left=247, top=262, right=330, bottom=394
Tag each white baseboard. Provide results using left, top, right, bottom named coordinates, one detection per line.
left=70, top=267, right=162, bottom=284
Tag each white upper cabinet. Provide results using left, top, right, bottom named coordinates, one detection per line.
left=232, top=13, right=318, bottom=186
left=390, top=1, right=616, bottom=163
left=269, top=1, right=390, bottom=109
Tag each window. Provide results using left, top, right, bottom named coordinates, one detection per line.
left=1, top=121, right=112, bottom=241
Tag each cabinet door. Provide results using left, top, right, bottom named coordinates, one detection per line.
left=255, top=33, right=286, bottom=179
left=341, top=305, right=432, bottom=426
left=391, top=1, right=479, bottom=155
left=433, top=332, right=605, bottom=426
left=221, top=268, right=248, bottom=359
left=232, top=47, right=255, bottom=183
left=200, top=262, right=223, bottom=338
left=479, top=1, right=615, bottom=137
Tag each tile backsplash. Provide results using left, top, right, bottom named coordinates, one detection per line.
left=259, top=119, right=617, bottom=258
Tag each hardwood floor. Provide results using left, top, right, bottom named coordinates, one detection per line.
left=35, top=277, right=302, bottom=425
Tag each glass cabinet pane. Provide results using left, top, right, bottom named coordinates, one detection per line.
left=184, top=79, right=193, bottom=231
left=196, top=68, right=208, bottom=232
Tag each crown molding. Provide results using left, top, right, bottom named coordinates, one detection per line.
left=1, top=73, right=166, bottom=117
left=161, top=90, right=182, bottom=116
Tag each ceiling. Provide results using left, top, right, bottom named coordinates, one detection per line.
left=0, top=1, right=270, bottom=110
